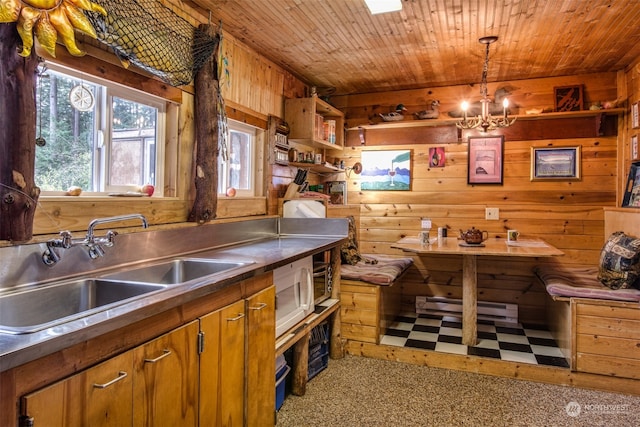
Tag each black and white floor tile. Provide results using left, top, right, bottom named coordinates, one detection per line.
left=380, top=312, right=570, bottom=368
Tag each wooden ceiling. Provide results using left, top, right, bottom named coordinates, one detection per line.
left=189, top=0, right=640, bottom=96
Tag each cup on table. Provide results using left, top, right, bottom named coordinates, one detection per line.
left=507, top=229, right=520, bottom=242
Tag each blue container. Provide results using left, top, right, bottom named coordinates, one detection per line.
left=276, top=355, right=291, bottom=411
left=307, top=348, right=329, bottom=380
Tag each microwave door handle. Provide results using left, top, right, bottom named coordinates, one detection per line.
left=299, top=267, right=313, bottom=310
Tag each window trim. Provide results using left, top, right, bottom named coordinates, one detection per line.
left=37, top=62, right=172, bottom=197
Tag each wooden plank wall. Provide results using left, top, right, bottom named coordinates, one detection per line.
left=330, top=73, right=621, bottom=325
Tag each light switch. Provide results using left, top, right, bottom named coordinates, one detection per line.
left=485, top=208, right=499, bottom=220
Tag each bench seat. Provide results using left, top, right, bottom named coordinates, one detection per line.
left=340, top=254, right=413, bottom=344
left=534, top=264, right=640, bottom=380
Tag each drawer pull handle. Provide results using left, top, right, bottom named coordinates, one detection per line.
left=249, top=302, right=267, bottom=311
left=226, top=313, right=245, bottom=321
left=93, top=371, right=127, bottom=389
left=144, top=349, right=171, bottom=363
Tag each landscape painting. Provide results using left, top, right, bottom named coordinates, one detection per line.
left=361, top=150, right=411, bottom=191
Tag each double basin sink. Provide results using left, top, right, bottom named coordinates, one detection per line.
left=0, top=258, right=251, bottom=334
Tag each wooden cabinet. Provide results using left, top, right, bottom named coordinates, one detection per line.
left=22, top=351, right=134, bottom=427
left=21, top=322, right=199, bottom=427
left=285, top=95, right=344, bottom=151
left=199, top=300, right=246, bottom=426
left=133, top=321, right=199, bottom=427
left=574, top=299, right=640, bottom=380
left=198, top=282, right=276, bottom=426
left=245, top=286, right=276, bottom=426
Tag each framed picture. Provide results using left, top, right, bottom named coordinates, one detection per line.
left=554, top=85, right=583, bottom=112
left=632, top=102, right=639, bottom=129
left=622, top=161, right=640, bottom=207
left=429, top=146, right=445, bottom=167
left=361, top=150, right=411, bottom=190
left=632, top=135, right=638, bottom=160
left=326, top=181, right=347, bottom=205
left=531, top=146, right=581, bottom=181
left=467, top=136, right=504, bottom=185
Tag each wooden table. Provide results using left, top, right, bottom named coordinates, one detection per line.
left=391, top=236, right=564, bottom=346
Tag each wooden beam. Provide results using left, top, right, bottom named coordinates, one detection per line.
left=0, top=24, right=40, bottom=242
left=188, top=24, right=220, bottom=224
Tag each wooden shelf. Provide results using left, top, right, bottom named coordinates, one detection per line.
left=289, top=161, right=344, bottom=174
left=347, top=108, right=625, bottom=131
left=275, top=299, right=339, bottom=356
left=285, top=95, right=345, bottom=151
left=288, top=138, right=343, bottom=151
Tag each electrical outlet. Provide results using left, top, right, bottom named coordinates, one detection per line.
left=485, top=208, right=499, bottom=220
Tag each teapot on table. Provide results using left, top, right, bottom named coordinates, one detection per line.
left=459, top=227, right=489, bottom=245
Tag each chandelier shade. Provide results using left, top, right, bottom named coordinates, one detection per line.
left=456, top=36, right=516, bottom=132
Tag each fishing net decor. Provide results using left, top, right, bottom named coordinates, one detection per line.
left=86, top=0, right=219, bottom=86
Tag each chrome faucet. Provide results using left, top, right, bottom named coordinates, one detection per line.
left=42, top=231, right=73, bottom=265
left=42, top=214, right=148, bottom=265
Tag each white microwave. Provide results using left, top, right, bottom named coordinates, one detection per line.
left=274, top=256, right=315, bottom=337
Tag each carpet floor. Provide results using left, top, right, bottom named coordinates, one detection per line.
left=276, top=355, right=640, bottom=427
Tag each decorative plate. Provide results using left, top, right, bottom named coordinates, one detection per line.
left=69, top=84, right=95, bottom=112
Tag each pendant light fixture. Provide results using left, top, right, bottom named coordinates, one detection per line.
left=456, top=36, right=516, bottom=133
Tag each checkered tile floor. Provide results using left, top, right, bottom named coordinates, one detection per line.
left=380, top=312, right=570, bottom=368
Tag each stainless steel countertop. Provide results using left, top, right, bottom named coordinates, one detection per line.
left=0, top=218, right=347, bottom=372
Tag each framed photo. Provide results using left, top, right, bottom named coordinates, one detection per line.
left=632, top=102, right=639, bottom=129
left=554, top=85, right=583, bottom=112
left=467, top=136, right=504, bottom=185
left=632, top=135, right=638, bottom=160
left=361, top=149, right=411, bottom=191
left=622, top=161, right=640, bottom=207
left=531, top=146, right=581, bottom=181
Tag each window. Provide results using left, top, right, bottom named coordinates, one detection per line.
left=218, top=120, right=257, bottom=196
left=35, top=63, right=169, bottom=196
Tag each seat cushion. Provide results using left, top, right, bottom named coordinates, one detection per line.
left=535, top=265, right=640, bottom=302
left=598, top=231, right=640, bottom=290
left=341, top=254, right=413, bottom=286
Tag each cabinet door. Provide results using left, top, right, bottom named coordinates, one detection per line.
left=245, top=286, right=276, bottom=426
left=22, top=351, right=133, bottom=427
left=199, top=299, right=245, bottom=426
left=133, top=320, right=199, bottom=427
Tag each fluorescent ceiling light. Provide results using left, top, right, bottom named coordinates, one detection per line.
left=365, top=0, right=402, bottom=15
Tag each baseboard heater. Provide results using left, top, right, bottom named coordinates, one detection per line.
left=415, top=296, right=518, bottom=324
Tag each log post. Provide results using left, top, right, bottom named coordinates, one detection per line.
left=188, top=24, right=221, bottom=224
left=0, top=24, right=40, bottom=242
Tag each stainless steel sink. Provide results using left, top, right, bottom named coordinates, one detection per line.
left=100, top=258, right=250, bottom=285
left=0, top=279, right=165, bottom=334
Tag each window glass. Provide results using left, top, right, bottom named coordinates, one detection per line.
left=35, top=64, right=167, bottom=195
left=34, top=70, right=96, bottom=191
left=109, top=97, right=158, bottom=187
left=218, top=120, right=256, bottom=195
